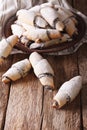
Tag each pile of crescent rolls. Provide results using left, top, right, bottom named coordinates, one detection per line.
left=11, top=1, right=78, bottom=49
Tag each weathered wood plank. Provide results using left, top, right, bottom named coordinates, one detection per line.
left=74, top=0, right=87, bottom=127
left=0, top=56, right=13, bottom=130
left=78, top=44, right=87, bottom=130
left=42, top=53, right=81, bottom=130
left=73, top=0, right=87, bottom=15
left=3, top=53, right=82, bottom=130
left=4, top=54, right=43, bottom=130
left=78, top=44, right=87, bottom=84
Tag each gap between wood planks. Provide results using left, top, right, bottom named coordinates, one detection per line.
left=77, top=51, right=83, bottom=130
left=40, top=87, right=44, bottom=130
left=1, top=84, right=11, bottom=130
left=0, top=55, right=14, bottom=130
left=78, top=44, right=87, bottom=130
left=2, top=56, right=14, bottom=130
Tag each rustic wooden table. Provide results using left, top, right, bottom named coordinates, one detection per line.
left=0, top=0, right=87, bottom=130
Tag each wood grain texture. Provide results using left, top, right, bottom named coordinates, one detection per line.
left=3, top=53, right=82, bottom=130
left=73, top=0, right=87, bottom=15
left=41, top=53, right=81, bottom=130
left=4, top=54, right=43, bottom=130
left=78, top=44, right=87, bottom=130
left=0, top=56, right=13, bottom=130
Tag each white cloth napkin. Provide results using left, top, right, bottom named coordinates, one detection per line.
left=0, top=0, right=33, bottom=39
